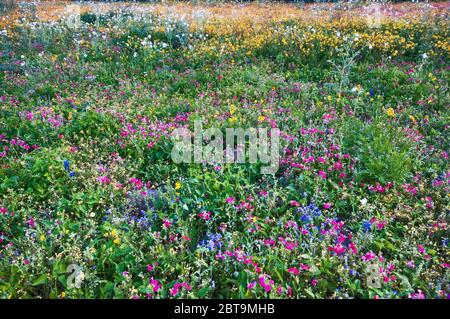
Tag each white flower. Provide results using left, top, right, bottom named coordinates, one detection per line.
left=422, top=53, right=428, bottom=59
left=360, top=198, right=368, bottom=206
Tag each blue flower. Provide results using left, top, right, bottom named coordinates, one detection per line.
left=297, top=203, right=322, bottom=224
left=370, top=88, right=375, bottom=97
left=362, top=220, right=372, bottom=232
left=198, top=233, right=223, bottom=251
left=69, top=171, right=75, bottom=177
left=64, top=159, right=70, bottom=172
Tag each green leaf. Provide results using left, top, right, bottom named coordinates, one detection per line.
left=32, top=274, right=48, bottom=286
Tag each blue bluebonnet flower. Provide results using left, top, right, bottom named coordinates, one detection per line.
left=64, top=159, right=70, bottom=172
left=198, top=233, right=223, bottom=250
left=69, top=171, right=75, bottom=177
left=297, top=203, right=322, bottom=224
left=362, top=220, right=372, bottom=232
left=370, top=88, right=375, bottom=97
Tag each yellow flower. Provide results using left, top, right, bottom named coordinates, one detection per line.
left=258, top=115, right=266, bottom=122
left=386, top=107, right=395, bottom=117
left=409, top=115, right=416, bottom=123
left=61, top=291, right=66, bottom=299
left=175, top=181, right=182, bottom=190
left=327, top=95, right=332, bottom=101
left=113, top=238, right=120, bottom=245
left=110, top=229, right=118, bottom=238
left=229, top=104, right=236, bottom=115
left=228, top=116, right=237, bottom=124
left=40, top=234, right=46, bottom=241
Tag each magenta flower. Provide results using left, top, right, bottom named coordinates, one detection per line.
left=198, top=211, right=211, bottom=221
left=247, top=281, right=256, bottom=290
left=97, top=176, right=111, bottom=184
left=300, top=263, right=311, bottom=271
left=331, top=244, right=346, bottom=255
left=288, top=267, right=300, bottom=275
left=27, top=217, right=36, bottom=228
left=225, top=197, right=235, bottom=204
left=361, top=251, right=376, bottom=262
left=290, top=200, right=299, bottom=207
left=149, top=278, right=161, bottom=293
left=258, top=275, right=273, bottom=293
left=417, top=244, right=425, bottom=254
left=409, top=290, right=425, bottom=299
left=318, top=170, right=327, bottom=179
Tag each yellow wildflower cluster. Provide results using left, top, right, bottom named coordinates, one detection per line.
left=104, top=229, right=121, bottom=245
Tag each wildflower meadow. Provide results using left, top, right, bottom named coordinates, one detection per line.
left=0, top=0, right=449, bottom=300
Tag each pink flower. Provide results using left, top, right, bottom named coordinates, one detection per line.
left=276, top=286, right=283, bottom=295
left=336, top=234, right=346, bottom=244
left=376, top=221, right=387, bottom=230
left=417, top=244, right=425, bottom=254
left=27, top=217, right=36, bottom=228
left=333, top=161, right=343, bottom=170
left=348, top=242, right=358, bottom=254
left=318, top=170, right=327, bottom=179
left=323, top=202, right=332, bottom=209
left=247, top=281, right=256, bottom=290
left=290, top=200, right=299, bottom=207
left=331, top=244, right=346, bottom=255
left=304, top=156, right=314, bottom=163
left=258, top=275, right=274, bottom=293
left=225, top=197, right=235, bottom=204
left=162, top=219, right=172, bottom=229
left=409, top=290, right=425, bottom=299
left=300, top=263, right=311, bottom=271
left=198, top=211, right=211, bottom=221
left=128, top=177, right=143, bottom=189
left=288, top=267, right=300, bottom=275
left=362, top=251, right=376, bottom=262
left=311, top=279, right=318, bottom=287
left=169, top=282, right=191, bottom=296
left=97, top=176, right=111, bottom=184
